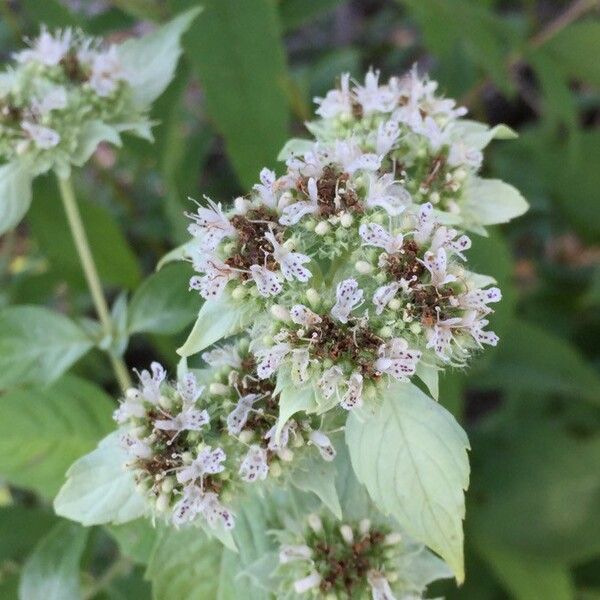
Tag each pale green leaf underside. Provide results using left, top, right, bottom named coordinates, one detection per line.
left=118, top=7, right=202, bottom=108
left=54, top=432, right=147, bottom=526
left=466, top=177, right=529, bottom=226
left=71, top=120, right=122, bottom=167
left=0, top=161, right=33, bottom=235
left=178, top=297, right=254, bottom=357
left=345, top=382, right=470, bottom=582
left=0, top=305, right=93, bottom=388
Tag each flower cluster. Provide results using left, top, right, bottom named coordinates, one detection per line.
left=276, top=512, right=449, bottom=599
left=184, top=68, right=504, bottom=410
left=115, top=342, right=337, bottom=531
left=0, top=25, right=149, bottom=176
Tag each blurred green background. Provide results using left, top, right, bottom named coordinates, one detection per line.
left=0, top=0, right=599, bottom=598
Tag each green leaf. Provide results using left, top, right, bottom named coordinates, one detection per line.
left=0, top=375, right=113, bottom=498
left=471, top=420, right=600, bottom=563
left=277, top=137, right=316, bottom=161
left=54, top=432, right=147, bottom=526
left=476, top=541, right=575, bottom=600
left=19, top=522, right=88, bottom=600
left=345, top=382, right=470, bottom=582
left=28, top=178, right=142, bottom=290
left=279, top=0, right=346, bottom=31
left=289, top=450, right=342, bottom=519
left=128, top=263, right=202, bottom=335
left=0, top=306, right=93, bottom=389
left=177, top=297, right=255, bottom=357
left=449, top=121, right=517, bottom=150
left=107, top=519, right=158, bottom=565
left=544, top=20, right=600, bottom=88
left=275, top=379, right=317, bottom=440
left=0, top=161, right=33, bottom=235
left=0, top=506, right=57, bottom=563
left=180, top=0, right=290, bottom=188
left=477, top=319, right=600, bottom=406
left=465, top=177, right=529, bottom=226
left=144, top=527, right=222, bottom=600
left=117, top=7, right=202, bottom=108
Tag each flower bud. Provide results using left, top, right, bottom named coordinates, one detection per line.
left=307, top=513, right=323, bottom=533
left=315, top=221, right=330, bottom=236
left=231, top=285, right=247, bottom=300
left=388, top=298, right=401, bottom=310
left=238, top=430, right=254, bottom=444
left=340, top=524, right=354, bottom=544
left=156, top=493, right=170, bottom=513
left=340, top=213, right=353, bottom=227
left=271, top=304, right=290, bottom=321
left=355, top=260, right=373, bottom=274
left=233, top=197, right=250, bottom=213
left=384, top=532, right=402, bottom=546
left=305, top=288, right=320, bottom=307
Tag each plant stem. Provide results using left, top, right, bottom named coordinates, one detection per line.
left=57, top=174, right=132, bottom=393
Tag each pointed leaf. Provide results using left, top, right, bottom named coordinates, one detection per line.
left=465, top=177, right=529, bottom=226
left=117, top=8, right=202, bottom=108
left=19, top=522, right=88, bottom=600
left=345, top=382, right=470, bottom=582
left=0, top=375, right=114, bottom=498
left=54, top=432, right=147, bottom=526
left=0, top=161, right=33, bottom=235
left=0, top=305, right=93, bottom=389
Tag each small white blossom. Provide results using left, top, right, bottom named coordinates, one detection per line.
left=364, top=172, right=411, bottom=216
left=290, top=304, right=322, bottom=327
left=375, top=338, right=421, bottom=381
left=309, top=430, right=336, bottom=461
left=226, top=393, right=261, bottom=435
left=331, top=278, right=363, bottom=323
left=249, top=264, right=283, bottom=297
left=14, top=27, right=72, bottom=66
left=318, top=366, right=344, bottom=400
left=134, top=361, right=166, bottom=404
left=264, top=231, right=311, bottom=282
left=279, top=544, right=312, bottom=564
left=256, top=343, right=291, bottom=379
left=239, top=445, right=269, bottom=482
left=340, top=372, right=363, bottom=410
left=176, top=446, right=226, bottom=484
left=253, top=168, right=279, bottom=208
left=87, top=45, right=127, bottom=97
left=21, top=121, right=60, bottom=149
left=367, top=571, right=397, bottom=600
left=154, top=405, right=209, bottom=435
left=359, top=222, right=404, bottom=254
left=314, top=72, right=353, bottom=119
left=189, top=254, right=238, bottom=300
left=187, top=198, right=236, bottom=251
left=202, top=344, right=242, bottom=369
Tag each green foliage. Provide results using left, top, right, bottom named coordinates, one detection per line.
left=0, top=306, right=93, bottom=389
left=54, top=432, right=147, bottom=526
left=346, top=383, right=470, bottom=581
left=128, top=263, right=201, bottom=335
left=19, top=521, right=88, bottom=600
left=0, top=375, right=114, bottom=497
left=0, top=162, right=32, bottom=235
left=178, top=0, right=290, bottom=187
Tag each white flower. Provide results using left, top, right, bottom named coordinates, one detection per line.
left=461, top=311, right=499, bottom=348
left=279, top=177, right=319, bottom=225
left=253, top=168, right=279, bottom=208
left=176, top=372, right=203, bottom=405
left=425, top=313, right=463, bottom=360
left=154, top=405, right=209, bottom=435
left=364, top=173, right=411, bottom=216
left=279, top=544, right=312, bottom=564
left=176, top=447, right=226, bottom=484
left=294, top=572, right=322, bottom=594
left=172, top=484, right=204, bottom=526
left=21, top=121, right=60, bottom=149
left=372, top=282, right=401, bottom=315
left=187, top=197, right=236, bottom=251
left=200, top=491, right=235, bottom=530
left=448, top=140, right=483, bottom=169
left=134, top=361, right=166, bottom=404
left=413, top=202, right=435, bottom=246
left=249, top=264, right=283, bottom=297
left=120, top=433, right=152, bottom=460
left=189, top=254, right=238, bottom=300
left=318, top=366, right=344, bottom=400
left=291, top=348, right=311, bottom=383
left=113, top=388, right=145, bottom=423
left=340, top=372, right=363, bottom=410
left=226, top=394, right=261, bottom=435
left=14, top=27, right=72, bottom=66
left=290, top=304, right=322, bottom=327
left=333, top=140, right=381, bottom=174
left=456, top=286, right=501, bottom=312
left=88, top=45, right=127, bottom=97
left=354, top=69, right=396, bottom=114
left=31, top=86, right=67, bottom=114
left=429, top=225, right=471, bottom=260
left=331, top=278, right=363, bottom=323
left=367, top=570, right=397, bottom=600
left=264, top=231, right=311, bottom=282
left=374, top=338, right=421, bottom=381
left=314, top=72, right=353, bottom=119
left=420, top=247, right=457, bottom=288
left=375, top=119, right=400, bottom=155
left=202, top=344, right=242, bottom=369
left=256, top=343, right=291, bottom=379
left=359, top=222, right=404, bottom=254
left=239, top=445, right=269, bottom=482
left=265, top=420, right=294, bottom=452
left=309, top=430, right=336, bottom=461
